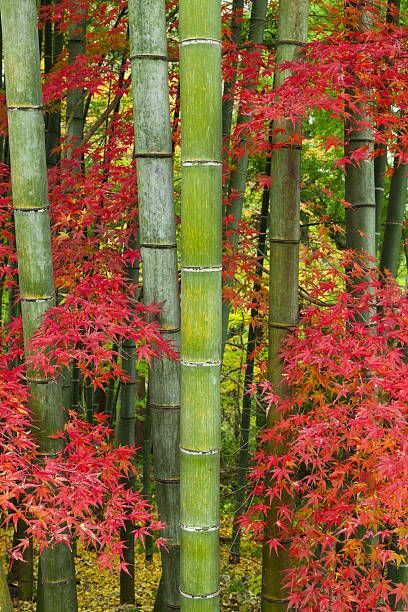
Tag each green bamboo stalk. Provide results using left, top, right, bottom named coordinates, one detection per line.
left=66, top=0, right=86, bottom=158
left=8, top=519, right=34, bottom=601
left=128, top=1, right=181, bottom=607
left=222, top=0, right=245, bottom=159
left=179, top=1, right=222, bottom=608
left=222, top=0, right=268, bottom=354
left=0, top=562, right=13, bottom=612
left=0, top=2, right=78, bottom=610
left=380, top=157, right=407, bottom=278
left=374, top=144, right=387, bottom=253
left=116, top=234, right=140, bottom=604
left=263, top=1, right=309, bottom=609
left=45, top=0, right=63, bottom=168
left=230, top=150, right=270, bottom=564
left=143, top=386, right=153, bottom=563
left=345, top=4, right=375, bottom=267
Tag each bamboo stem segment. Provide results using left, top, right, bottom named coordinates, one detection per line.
left=179, top=0, right=222, bottom=608
left=129, top=0, right=181, bottom=607
left=264, top=1, right=309, bottom=610
left=1, top=1, right=78, bottom=610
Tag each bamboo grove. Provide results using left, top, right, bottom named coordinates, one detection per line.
left=0, top=0, right=406, bottom=610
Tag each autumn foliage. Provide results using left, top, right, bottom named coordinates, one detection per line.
left=244, top=252, right=408, bottom=610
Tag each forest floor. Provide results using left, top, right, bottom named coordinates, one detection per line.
left=4, top=516, right=261, bottom=611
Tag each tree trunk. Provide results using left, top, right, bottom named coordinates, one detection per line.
left=380, top=156, right=407, bottom=278
left=222, top=0, right=268, bottom=354
left=129, top=1, right=181, bottom=607
left=263, top=1, right=309, bottom=609
left=179, top=0, right=222, bottom=607
left=1, top=1, right=78, bottom=610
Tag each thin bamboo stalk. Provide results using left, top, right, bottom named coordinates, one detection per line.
left=345, top=4, right=376, bottom=267
left=230, top=150, right=270, bottom=564
left=0, top=562, right=13, bottom=612
left=263, top=1, right=309, bottom=609
left=179, top=1, right=222, bottom=607
left=66, top=0, right=86, bottom=158
left=1, top=2, right=78, bottom=610
left=45, top=0, right=63, bottom=168
left=222, top=0, right=268, bottom=354
left=222, top=0, right=245, bottom=159
left=380, top=156, right=407, bottom=277
left=128, top=1, right=181, bottom=607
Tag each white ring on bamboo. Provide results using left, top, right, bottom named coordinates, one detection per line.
left=180, top=524, right=219, bottom=532
left=181, top=359, right=221, bottom=367
left=182, top=160, right=222, bottom=166
left=181, top=266, right=222, bottom=272
left=180, top=589, right=220, bottom=599
left=180, top=38, right=221, bottom=46
left=180, top=447, right=219, bottom=455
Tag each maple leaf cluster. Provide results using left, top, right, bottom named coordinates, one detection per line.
left=243, top=252, right=408, bottom=610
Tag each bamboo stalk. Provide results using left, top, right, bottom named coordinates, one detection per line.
left=345, top=3, right=376, bottom=267
left=1, top=2, right=78, bottom=610
left=0, top=562, right=13, bottom=612
left=179, top=1, right=222, bottom=608
left=66, top=0, right=86, bottom=159
left=230, top=150, right=270, bottom=564
left=222, top=0, right=268, bottom=354
left=380, top=156, right=407, bottom=278
left=263, top=1, right=309, bottom=609
left=128, top=1, right=181, bottom=607
left=222, top=0, right=245, bottom=160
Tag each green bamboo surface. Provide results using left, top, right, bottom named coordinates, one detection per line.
left=345, top=4, right=376, bottom=265
left=1, top=1, right=78, bottom=610
left=380, top=158, right=407, bottom=278
left=129, top=0, right=181, bottom=607
left=66, top=0, right=86, bottom=157
left=179, top=1, right=222, bottom=609
left=264, top=1, right=309, bottom=610
left=0, top=562, right=13, bottom=612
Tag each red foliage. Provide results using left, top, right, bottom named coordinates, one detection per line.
left=243, top=257, right=408, bottom=610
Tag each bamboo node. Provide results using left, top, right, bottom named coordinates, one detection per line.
left=269, top=238, right=299, bottom=245
left=181, top=359, right=221, bottom=367
left=14, top=206, right=49, bottom=213
left=134, top=152, right=173, bottom=159
left=180, top=447, right=219, bottom=456
left=180, top=588, right=220, bottom=600
left=180, top=523, right=219, bottom=532
left=130, top=53, right=168, bottom=61
left=181, top=266, right=222, bottom=273
left=182, top=160, right=222, bottom=166
left=41, top=575, right=76, bottom=586
left=7, top=104, right=43, bottom=111
left=21, top=295, right=55, bottom=303
left=180, top=38, right=221, bottom=47
left=269, top=322, right=297, bottom=330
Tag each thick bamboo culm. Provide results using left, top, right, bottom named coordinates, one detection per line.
left=179, top=0, right=222, bottom=608
left=0, top=1, right=78, bottom=610
left=264, top=1, right=309, bottom=610
left=128, top=0, right=181, bottom=607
